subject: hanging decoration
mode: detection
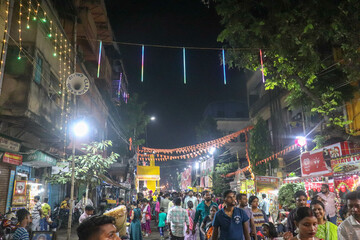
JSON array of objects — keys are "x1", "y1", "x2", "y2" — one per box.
[
  {"x1": 0, "y1": 0, "x2": 10, "y2": 80},
  {"x1": 26, "y1": 0, "x2": 31, "y2": 29},
  {"x1": 183, "y1": 47, "x2": 186, "y2": 84},
  {"x1": 18, "y1": 0, "x2": 23, "y2": 59},
  {"x1": 256, "y1": 144, "x2": 299, "y2": 166},
  {"x1": 137, "y1": 126, "x2": 253, "y2": 161},
  {"x1": 97, "y1": 40, "x2": 102, "y2": 78},
  {"x1": 259, "y1": 49, "x2": 265, "y2": 83},
  {"x1": 141, "y1": 45, "x2": 144, "y2": 82},
  {"x1": 222, "y1": 49, "x2": 227, "y2": 85}
]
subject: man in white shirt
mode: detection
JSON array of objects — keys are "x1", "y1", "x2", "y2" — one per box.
[
  {"x1": 76, "y1": 193, "x2": 94, "y2": 212},
  {"x1": 184, "y1": 190, "x2": 198, "y2": 209},
  {"x1": 31, "y1": 196, "x2": 42, "y2": 231},
  {"x1": 259, "y1": 194, "x2": 270, "y2": 217},
  {"x1": 338, "y1": 191, "x2": 360, "y2": 240},
  {"x1": 318, "y1": 184, "x2": 337, "y2": 224},
  {"x1": 79, "y1": 205, "x2": 95, "y2": 224}
]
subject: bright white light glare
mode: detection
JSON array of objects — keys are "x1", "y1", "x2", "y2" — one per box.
[
  {"x1": 188, "y1": 165, "x2": 191, "y2": 168},
  {"x1": 295, "y1": 136, "x2": 307, "y2": 147},
  {"x1": 150, "y1": 116, "x2": 156, "y2": 121},
  {"x1": 73, "y1": 121, "x2": 89, "y2": 137},
  {"x1": 195, "y1": 162, "x2": 200, "y2": 169},
  {"x1": 209, "y1": 147, "x2": 216, "y2": 155}
]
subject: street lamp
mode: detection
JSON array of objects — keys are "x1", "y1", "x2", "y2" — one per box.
[
  {"x1": 73, "y1": 120, "x2": 89, "y2": 137},
  {"x1": 295, "y1": 136, "x2": 307, "y2": 147},
  {"x1": 209, "y1": 147, "x2": 216, "y2": 155},
  {"x1": 146, "y1": 115, "x2": 156, "y2": 147},
  {"x1": 195, "y1": 162, "x2": 200, "y2": 169},
  {"x1": 150, "y1": 116, "x2": 156, "y2": 121}
]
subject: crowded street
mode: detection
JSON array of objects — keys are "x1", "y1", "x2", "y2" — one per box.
[{"x1": 1, "y1": 0, "x2": 360, "y2": 239}]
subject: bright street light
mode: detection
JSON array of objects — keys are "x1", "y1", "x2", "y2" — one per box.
[
  {"x1": 73, "y1": 120, "x2": 89, "y2": 137},
  {"x1": 150, "y1": 116, "x2": 156, "y2": 121},
  {"x1": 295, "y1": 136, "x2": 307, "y2": 147},
  {"x1": 195, "y1": 162, "x2": 200, "y2": 169}
]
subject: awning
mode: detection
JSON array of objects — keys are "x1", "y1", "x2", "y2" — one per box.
[
  {"x1": 23, "y1": 150, "x2": 57, "y2": 167},
  {"x1": 99, "y1": 174, "x2": 131, "y2": 190}
]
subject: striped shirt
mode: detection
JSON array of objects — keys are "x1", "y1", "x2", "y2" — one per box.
[
  {"x1": 252, "y1": 210, "x2": 266, "y2": 233},
  {"x1": 13, "y1": 227, "x2": 29, "y2": 240},
  {"x1": 167, "y1": 206, "x2": 190, "y2": 237}
]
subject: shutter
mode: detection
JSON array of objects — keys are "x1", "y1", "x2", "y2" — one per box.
[{"x1": 0, "y1": 164, "x2": 10, "y2": 213}]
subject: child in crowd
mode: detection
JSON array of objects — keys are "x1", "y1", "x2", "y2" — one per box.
[{"x1": 158, "y1": 207, "x2": 167, "y2": 239}]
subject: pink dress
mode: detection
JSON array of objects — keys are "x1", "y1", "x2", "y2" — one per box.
[{"x1": 184, "y1": 208, "x2": 197, "y2": 240}]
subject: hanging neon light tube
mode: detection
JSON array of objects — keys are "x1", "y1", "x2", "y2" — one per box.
[
  {"x1": 222, "y1": 49, "x2": 227, "y2": 85},
  {"x1": 141, "y1": 45, "x2": 144, "y2": 82},
  {"x1": 97, "y1": 40, "x2": 102, "y2": 78},
  {"x1": 183, "y1": 48, "x2": 186, "y2": 84},
  {"x1": 260, "y1": 49, "x2": 265, "y2": 83}
]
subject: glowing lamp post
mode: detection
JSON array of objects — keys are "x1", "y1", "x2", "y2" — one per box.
[
  {"x1": 295, "y1": 136, "x2": 307, "y2": 147},
  {"x1": 73, "y1": 120, "x2": 89, "y2": 137}
]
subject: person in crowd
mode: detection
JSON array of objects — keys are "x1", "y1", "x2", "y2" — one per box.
[
  {"x1": 311, "y1": 195, "x2": 324, "y2": 203},
  {"x1": 184, "y1": 201, "x2": 196, "y2": 240},
  {"x1": 249, "y1": 195, "x2": 268, "y2": 236},
  {"x1": 79, "y1": 205, "x2": 95, "y2": 224},
  {"x1": 218, "y1": 198, "x2": 224, "y2": 210},
  {"x1": 99, "y1": 194, "x2": 108, "y2": 214},
  {"x1": 161, "y1": 193, "x2": 171, "y2": 214},
  {"x1": 76, "y1": 193, "x2": 94, "y2": 212},
  {"x1": 318, "y1": 184, "x2": 337, "y2": 225},
  {"x1": 169, "y1": 192, "x2": 179, "y2": 210},
  {"x1": 141, "y1": 198, "x2": 151, "y2": 237},
  {"x1": 275, "y1": 212, "x2": 287, "y2": 235},
  {"x1": 184, "y1": 190, "x2": 198, "y2": 210},
  {"x1": 118, "y1": 198, "x2": 125, "y2": 206},
  {"x1": 197, "y1": 193, "x2": 202, "y2": 204},
  {"x1": 13, "y1": 209, "x2": 31, "y2": 240},
  {"x1": 283, "y1": 207, "x2": 319, "y2": 240},
  {"x1": 338, "y1": 191, "x2": 360, "y2": 239},
  {"x1": 31, "y1": 195, "x2": 42, "y2": 231},
  {"x1": 77, "y1": 215, "x2": 120, "y2": 240},
  {"x1": 262, "y1": 222, "x2": 282, "y2": 240},
  {"x1": 339, "y1": 204, "x2": 348, "y2": 221},
  {"x1": 130, "y1": 201, "x2": 142, "y2": 240},
  {"x1": 260, "y1": 194, "x2": 270, "y2": 218},
  {"x1": 200, "y1": 205, "x2": 217, "y2": 240},
  {"x1": 158, "y1": 207, "x2": 167, "y2": 240},
  {"x1": 61, "y1": 195, "x2": 70, "y2": 210},
  {"x1": 155, "y1": 195, "x2": 161, "y2": 223},
  {"x1": 167, "y1": 197, "x2": 190, "y2": 240},
  {"x1": 40, "y1": 197, "x2": 51, "y2": 231},
  {"x1": 237, "y1": 193, "x2": 257, "y2": 240},
  {"x1": 310, "y1": 199, "x2": 337, "y2": 239},
  {"x1": 212, "y1": 190, "x2": 250, "y2": 240},
  {"x1": 287, "y1": 190, "x2": 307, "y2": 236},
  {"x1": 193, "y1": 190, "x2": 218, "y2": 240}
]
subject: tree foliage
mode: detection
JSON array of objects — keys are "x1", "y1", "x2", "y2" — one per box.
[
  {"x1": 216, "y1": 0, "x2": 359, "y2": 139},
  {"x1": 278, "y1": 183, "x2": 306, "y2": 210},
  {"x1": 212, "y1": 162, "x2": 238, "y2": 196},
  {"x1": 50, "y1": 140, "x2": 119, "y2": 186},
  {"x1": 249, "y1": 118, "x2": 274, "y2": 176}
]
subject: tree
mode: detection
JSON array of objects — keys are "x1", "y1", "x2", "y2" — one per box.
[
  {"x1": 278, "y1": 183, "x2": 305, "y2": 210},
  {"x1": 216, "y1": 0, "x2": 360, "y2": 140},
  {"x1": 118, "y1": 93, "x2": 149, "y2": 153},
  {"x1": 212, "y1": 162, "x2": 238, "y2": 196},
  {"x1": 50, "y1": 140, "x2": 119, "y2": 196},
  {"x1": 249, "y1": 118, "x2": 274, "y2": 176},
  {"x1": 195, "y1": 117, "x2": 221, "y2": 143}
]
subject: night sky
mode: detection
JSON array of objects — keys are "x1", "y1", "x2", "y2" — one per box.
[{"x1": 106, "y1": 0, "x2": 247, "y2": 153}]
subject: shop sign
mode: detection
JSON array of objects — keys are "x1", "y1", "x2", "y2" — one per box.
[
  {"x1": 0, "y1": 136, "x2": 20, "y2": 152},
  {"x1": 181, "y1": 167, "x2": 192, "y2": 190},
  {"x1": 24, "y1": 151, "x2": 57, "y2": 166},
  {"x1": 256, "y1": 176, "x2": 280, "y2": 193},
  {"x1": 300, "y1": 142, "x2": 353, "y2": 177},
  {"x1": 3, "y1": 152, "x2": 23, "y2": 165},
  {"x1": 331, "y1": 154, "x2": 360, "y2": 176}
]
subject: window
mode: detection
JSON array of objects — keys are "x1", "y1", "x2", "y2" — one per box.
[{"x1": 34, "y1": 55, "x2": 42, "y2": 84}]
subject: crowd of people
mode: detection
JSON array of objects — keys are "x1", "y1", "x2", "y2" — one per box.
[{"x1": 9, "y1": 183, "x2": 360, "y2": 240}]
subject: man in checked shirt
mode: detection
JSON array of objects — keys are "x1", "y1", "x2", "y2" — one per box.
[{"x1": 167, "y1": 197, "x2": 190, "y2": 240}]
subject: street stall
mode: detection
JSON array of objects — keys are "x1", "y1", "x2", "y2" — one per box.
[
  {"x1": 256, "y1": 176, "x2": 280, "y2": 221},
  {"x1": 136, "y1": 158, "x2": 160, "y2": 195}
]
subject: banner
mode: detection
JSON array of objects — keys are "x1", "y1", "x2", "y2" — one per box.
[
  {"x1": 181, "y1": 167, "x2": 192, "y2": 190},
  {"x1": 3, "y1": 152, "x2": 22, "y2": 165},
  {"x1": 256, "y1": 176, "x2": 280, "y2": 193},
  {"x1": 331, "y1": 154, "x2": 360, "y2": 176},
  {"x1": 300, "y1": 142, "x2": 353, "y2": 177},
  {"x1": 305, "y1": 182, "x2": 334, "y2": 195}
]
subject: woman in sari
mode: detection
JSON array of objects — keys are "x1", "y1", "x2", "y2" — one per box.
[
  {"x1": 130, "y1": 201, "x2": 142, "y2": 240},
  {"x1": 310, "y1": 200, "x2": 337, "y2": 240}
]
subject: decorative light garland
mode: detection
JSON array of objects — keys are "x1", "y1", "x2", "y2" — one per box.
[
  {"x1": 255, "y1": 144, "x2": 299, "y2": 166},
  {"x1": 0, "y1": 0, "x2": 10, "y2": 79},
  {"x1": 97, "y1": 40, "x2": 102, "y2": 78},
  {"x1": 260, "y1": 49, "x2": 265, "y2": 83},
  {"x1": 141, "y1": 45, "x2": 144, "y2": 82},
  {"x1": 18, "y1": 0, "x2": 23, "y2": 60},
  {"x1": 183, "y1": 47, "x2": 186, "y2": 84},
  {"x1": 26, "y1": 0, "x2": 31, "y2": 29},
  {"x1": 222, "y1": 49, "x2": 226, "y2": 85}
]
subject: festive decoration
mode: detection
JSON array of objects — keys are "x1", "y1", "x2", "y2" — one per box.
[
  {"x1": 26, "y1": 0, "x2": 31, "y2": 29},
  {"x1": 18, "y1": 0, "x2": 23, "y2": 59},
  {"x1": 183, "y1": 47, "x2": 186, "y2": 84},
  {"x1": 138, "y1": 126, "x2": 253, "y2": 161},
  {"x1": 259, "y1": 49, "x2": 265, "y2": 83},
  {"x1": 256, "y1": 144, "x2": 299, "y2": 166},
  {"x1": 97, "y1": 40, "x2": 102, "y2": 78},
  {"x1": 0, "y1": 0, "x2": 10, "y2": 79},
  {"x1": 141, "y1": 45, "x2": 144, "y2": 82},
  {"x1": 222, "y1": 49, "x2": 226, "y2": 85}
]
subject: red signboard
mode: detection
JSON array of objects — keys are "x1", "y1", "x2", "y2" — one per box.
[
  {"x1": 300, "y1": 142, "x2": 355, "y2": 177},
  {"x1": 3, "y1": 152, "x2": 23, "y2": 165}
]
